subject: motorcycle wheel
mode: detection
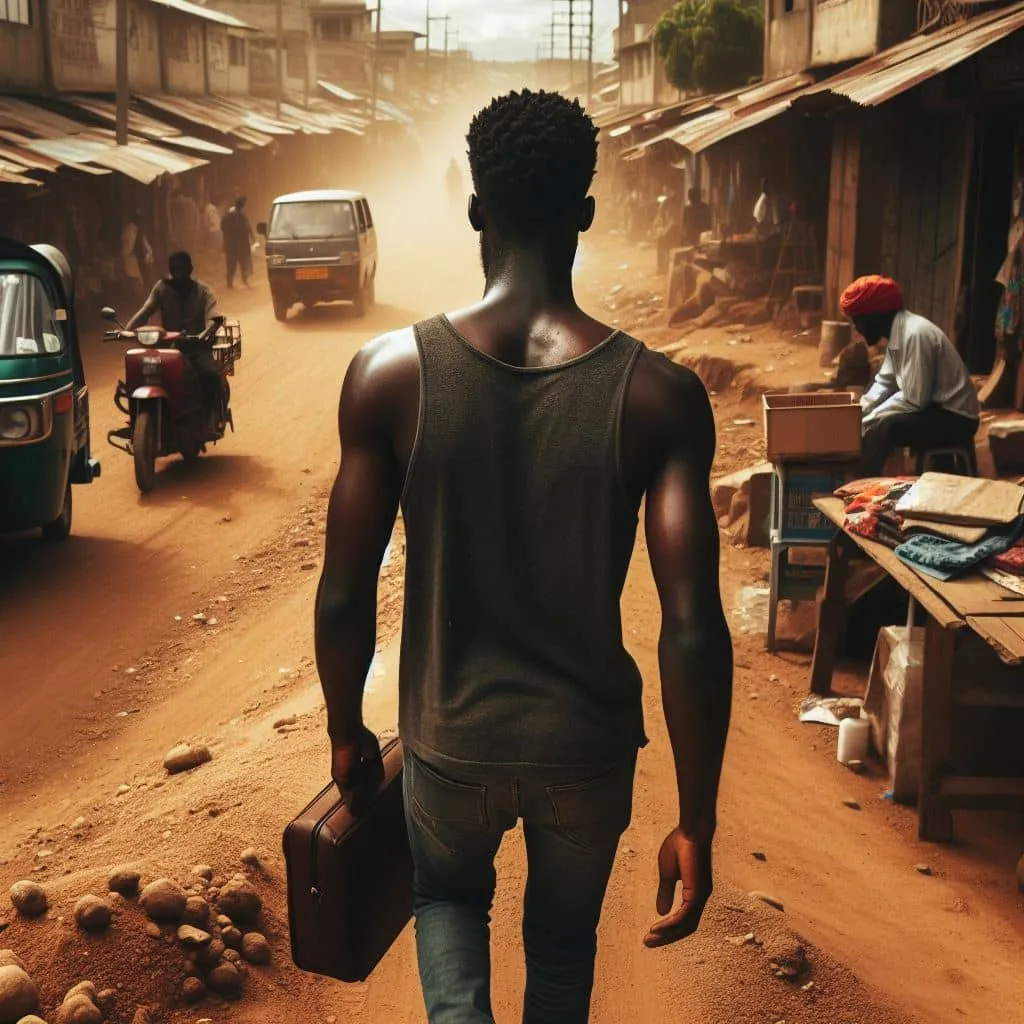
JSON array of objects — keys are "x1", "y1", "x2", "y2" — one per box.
[
  {"x1": 41, "y1": 479, "x2": 72, "y2": 542},
  {"x1": 272, "y1": 293, "x2": 289, "y2": 322},
  {"x1": 133, "y1": 407, "x2": 157, "y2": 494}
]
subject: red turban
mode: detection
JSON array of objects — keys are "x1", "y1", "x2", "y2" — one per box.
[{"x1": 839, "y1": 275, "x2": 904, "y2": 318}]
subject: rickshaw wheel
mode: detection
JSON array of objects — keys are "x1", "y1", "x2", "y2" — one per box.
[
  {"x1": 133, "y1": 408, "x2": 157, "y2": 494},
  {"x1": 41, "y1": 480, "x2": 72, "y2": 542}
]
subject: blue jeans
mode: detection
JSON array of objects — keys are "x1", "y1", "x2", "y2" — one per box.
[{"x1": 403, "y1": 749, "x2": 636, "y2": 1024}]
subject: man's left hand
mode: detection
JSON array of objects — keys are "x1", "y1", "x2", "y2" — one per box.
[{"x1": 330, "y1": 726, "x2": 384, "y2": 815}]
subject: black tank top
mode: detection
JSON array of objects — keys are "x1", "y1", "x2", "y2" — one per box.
[{"x1": 398, "y1": 315, "x2": 647, "y2": 768}]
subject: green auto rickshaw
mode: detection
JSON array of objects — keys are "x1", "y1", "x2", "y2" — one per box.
[{"x1": 0, "y1": 239, "x2": 100, "y2": 540}]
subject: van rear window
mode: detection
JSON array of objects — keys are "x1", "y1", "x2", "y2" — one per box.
[{"x1": 268, "y1": 201, "x2": 356, "y2": 240}]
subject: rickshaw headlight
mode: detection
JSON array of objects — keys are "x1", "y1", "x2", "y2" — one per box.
[
  {"x1": 136, "y1": 328, "x2": 162, "y2": 347},
  {"x1": 0, "y1": 403, "x2": 42, "y2": 442}
]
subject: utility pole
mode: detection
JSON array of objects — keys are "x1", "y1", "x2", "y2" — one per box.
[
  {"x1": 424, "y1": 0, "x2": 430, "y2": 98},
  {"x1": 551, "y1": 0, "x2": 593, "y2": 102},
  {"x1": 275, "y1": 0, "x2": 284, "y2": 119},
  {"x1": 426, "y1": 11, "x2": 449, "y2": 102},
  {"x1": 115, "y1": 0, "x2": 129, "y2": 144},
  {"x1": 370, "y1": 1, "x2": 382, "y2": 141}
]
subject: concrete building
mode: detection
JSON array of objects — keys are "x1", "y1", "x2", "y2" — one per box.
[
  {"x1": 0, "y1": 0, "x2": 255, "y2": 96},
  {"x1": 309, "y1": 0, "x2": 372, "y2": 90},
  {"x1": 765, "y1": 0, "x2": 918, "y2": 80},
  {"x1": 614, "y1": 0, "x2": 680, "y2": 109}
]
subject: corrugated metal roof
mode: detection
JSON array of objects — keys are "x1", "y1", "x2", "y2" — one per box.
[
  {"x1": 318, "y1": 80, "x2": 362, "y2": 104},
  {"x1": 138, "y1": 94, "x2": 276, "y2": 146},
  {"x1": 63, "y1": 96, "x2": 234, "y2": 154},
  {"x1": 140, "y1": 0, "x2": 258, "y2": 31},
  {"x1": 798, "y1": 1, "x2": 1024, "y2": 108},
  {"x1": 622, "y1": 4, "x2": 1024, "y2": 157},
  {"x1": 621, "y1": 73, "x2": 813, "y2": 157}
]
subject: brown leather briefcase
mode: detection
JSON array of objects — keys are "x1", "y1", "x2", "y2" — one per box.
[{"x1": 283, "y1": 736, "x2": 413, "y2": 982}]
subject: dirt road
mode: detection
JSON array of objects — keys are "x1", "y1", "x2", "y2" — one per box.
[{"x1": 1, "y1": 188, "x2": 1021, "y2": 1024}]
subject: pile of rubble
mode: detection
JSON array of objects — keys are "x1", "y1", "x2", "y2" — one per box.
[{"x1": 2, "y1": 851, "x2": 273, "y2": 1024}]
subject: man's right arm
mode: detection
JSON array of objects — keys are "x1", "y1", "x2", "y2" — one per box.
[
  {"x1": 861, "y1": 347, "x2": 898, "y2": 416},
  {"x1": 642, "y1": 363, "x2": 733, "y2": 948},
  {"x1": 125, "y1": 283, "x2": 161, "y2": 331}
]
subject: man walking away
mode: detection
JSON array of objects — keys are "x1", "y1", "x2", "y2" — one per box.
[
  {"x1": 683, "y1": 187, "x2": 712, "y2": 247},
  {"x1": 842, "y1": 275, "x2": 979, "y2": 475},
  {"x1": 221, "y1": 196, "x2": 254, "y2": 289},
  {"x1": 314, "y1": 90, "x2": 733, "y2": 1024}
]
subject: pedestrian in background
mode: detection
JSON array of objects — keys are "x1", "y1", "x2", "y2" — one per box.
[{"x1": 221, "y1": 196, "x2": 254, "y2": 289}]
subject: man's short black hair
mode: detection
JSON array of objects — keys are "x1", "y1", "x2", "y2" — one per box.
[
  {"x1": 467, "y1": 89, "x2": 598, "y2": 238},
  {"x1": 168, "y1": 251, "x2": 193, "y2": 274}
]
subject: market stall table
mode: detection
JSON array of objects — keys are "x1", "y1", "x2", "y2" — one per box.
[{"x1": 810, "y1": 496, "x2": 1024, "y2": 841}]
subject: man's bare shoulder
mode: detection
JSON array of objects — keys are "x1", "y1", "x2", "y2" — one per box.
[
  {"x1": 340, "y1": 326, "x2": 419, "y2": 428},
  {"x1": 628, "y1": 341, "x2": 711, "y2": 417},
  {"x1": 347, "y1": 326, "x2": 418, "y2": 387}
]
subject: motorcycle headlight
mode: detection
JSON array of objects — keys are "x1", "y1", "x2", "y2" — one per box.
[
  {"x1": 268, "y1": 254, "x2": 286, "y2": 267},
  {"x1": 136, "y1": 328, "x2": 162, "y2": 347},
  {"x1": 0, "y1": 402, "x2": 44, "y2": 442}
]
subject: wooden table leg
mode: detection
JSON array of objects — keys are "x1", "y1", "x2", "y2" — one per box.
[
  {"x1": 809, "y1": 532, "x2": 850, "y2": 696},
  {"x1": 919, "y1": 615, "x2": 957, "y2": 842}
]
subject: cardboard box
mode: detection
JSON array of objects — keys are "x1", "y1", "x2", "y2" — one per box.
[{"x1": 763, "y1": 391, "x2": 862, "y2": 463}]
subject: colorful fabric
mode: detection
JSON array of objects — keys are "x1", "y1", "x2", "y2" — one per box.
[
  {"x1": 840, "y1": 275, "x2": 905, "y2": 318},
  {"x1": 839, "y1": 477, "x2": 915, "y2": 547},
  {"x1": 988, "y1": 536, "x2": 1024, "y2": 574},
  {"x1": 895, "y1": 516, "x2": 1024, "y2": 580}
]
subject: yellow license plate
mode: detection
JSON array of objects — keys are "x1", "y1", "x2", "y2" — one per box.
[{"x1": 295, "y1": 267, "x2": 329, "y2": 281}]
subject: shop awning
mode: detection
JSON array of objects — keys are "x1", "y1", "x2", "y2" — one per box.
[
  {"x1": 620, "y1": 73, "x2": 814, "y2": 159},
  {"x1": 621, "y1": 2, "x2": 1024, "y2": 157},
  {"x1": 138, "y1": 94, "x2": 276, "y2": 147},
  {"x1": 140, "y1": 0, "x2": 258, "y2": 31},
  {"x1": 0, "y1": 97, "x2": 206, "y2": 181},
  {"x1": 317, "y1": 80, "x2": 415, "y2": 126},
  {"x1": 61, "y1": 96, "x2": 234, "y2": 155},
  {"x1": 795, "y1": 0, "x2": 1024, "y2": 109}
]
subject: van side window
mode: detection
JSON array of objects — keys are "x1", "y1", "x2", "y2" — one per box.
[
  {"x1": 355, "y1": 200, "x2": 367, "y2": 233},
  {"x1": 363, "y1": 201, "x2": 374, "y2": 229}
]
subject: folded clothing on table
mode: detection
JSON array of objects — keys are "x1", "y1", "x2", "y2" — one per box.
[
  {"x1": 836, "y1": 478, "x2": 916, "y2": 548},
  {"x1": 894, "y1": 516, "x2": 1024, "y2": 580}
]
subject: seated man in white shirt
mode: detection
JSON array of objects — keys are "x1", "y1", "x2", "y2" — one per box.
[{"x1": 841, "y1": 275, "x2": 979, "y2": 476}]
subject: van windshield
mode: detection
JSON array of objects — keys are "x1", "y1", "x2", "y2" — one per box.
[
  {"x1": 269, "y1": 201, "x2": 356, "y2": 240},
  {"x1": 0, "y1": 273, "x2": 63, "y2": 358}
]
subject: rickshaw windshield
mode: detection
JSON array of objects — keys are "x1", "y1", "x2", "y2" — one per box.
[{"x1": 0, "y1": 272, "x2": 63, "y2": 358}]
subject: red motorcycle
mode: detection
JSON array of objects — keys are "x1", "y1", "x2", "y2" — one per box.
[{"x1": 102, "y1": 307, "x2": 242, "y2": 493}]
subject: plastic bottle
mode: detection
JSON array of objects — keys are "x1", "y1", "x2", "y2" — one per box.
[{"x1": 837, "y1": 715, "x2": 870, "y2": 765}]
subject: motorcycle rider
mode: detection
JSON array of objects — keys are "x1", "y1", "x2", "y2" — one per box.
[{"x1": 127, "y1": 251, "x2": 223, "y2": 431}]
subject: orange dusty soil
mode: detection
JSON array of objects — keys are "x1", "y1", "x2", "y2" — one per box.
[{"x1": 1, "y1": 183, "x2": 1021, "y2": 1024}]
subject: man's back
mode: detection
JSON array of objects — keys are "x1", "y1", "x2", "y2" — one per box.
[{"x1": 398, "y1": 315, "x2": 646, "y2": 768}]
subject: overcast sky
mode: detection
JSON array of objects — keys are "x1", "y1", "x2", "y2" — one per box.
[{"x1": 381, "y1": 0, "x2": 620, "y2": 62}]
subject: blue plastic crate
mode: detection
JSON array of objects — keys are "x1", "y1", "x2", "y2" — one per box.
[{"x1": 771, "y1": 463, "x2": 852, "y2": 542}]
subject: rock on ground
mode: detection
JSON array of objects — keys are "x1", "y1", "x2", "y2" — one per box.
[
  {"x1": 241, "y1": 932, "x2": 271, "y2": 965},
  {"x1": 181, "y1": 897, "x2": 210, "y2": 929},
  {"x1": 206, "y1": 962, "x2": 243, "y2": 998},
  {"x1": 107, "y1": 870, "x2": 141, "y2": 897},
  {"x1": 221, "y1": 926, "x2": 242, "y2": 950},
  {"x1": 14, "y1": 1015, "x2": 48, "y2": 1024},
  {"x1": 215, "y1": 880, "x2": 261, "y2": 927},
  {"x1": 0, "y1": 951, "x2": 25, "y2": 971},
  {"x1": 9, "y1": 882, "x2": 47, "y2": 918},
  {"x1": 240, "y1": 848, "x2": 261, "y2": 869},
  {"x1": 162, "y1": 743, "x2": 212, "y2": 775},
  {"x1": 181, "y1": 976, "x2": 205, "y2": 1004},
  {"x1": 55, "y1": 993, "x2": 103, "y2": 1024},
  {"x1": 139, "y1": 879, "x2": 186, "y2": 924},
  {"x1": 73, "y1": 896, "x2": 112, "y2": 934},
  {"x1": 0, "y1": 964, "x2": 40, "y2": 1022},
  {"x1": 176, "y1": 925, "x2": 211, "y2": 949},
  {"x1": 62, "y1": 983, "x2": 96, "y2": 1005},
  {"x1": 194, "y1": 939, "x2": 225, "y2": 969}
]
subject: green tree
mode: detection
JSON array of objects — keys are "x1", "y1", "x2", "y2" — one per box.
[{"x1": 654, "y1": 0, "x2": 764, "y2": 94}]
